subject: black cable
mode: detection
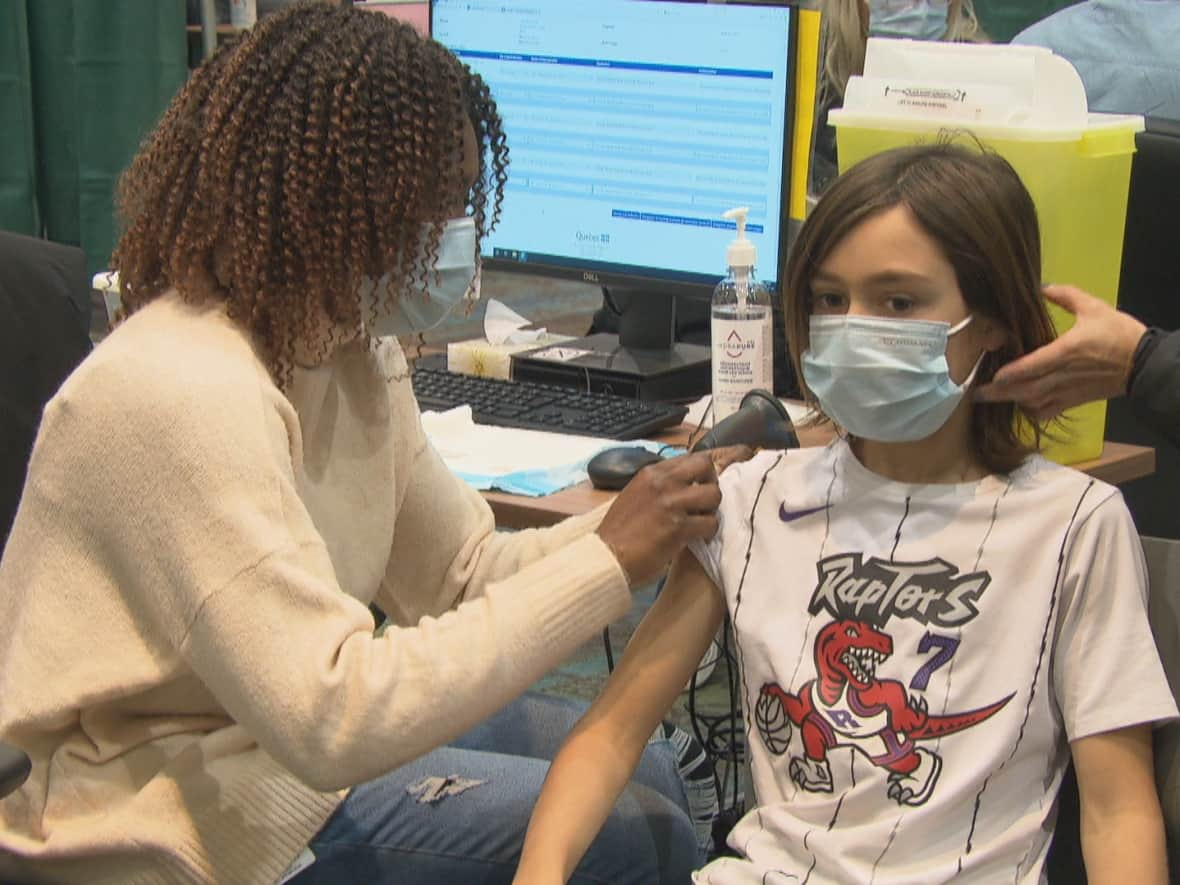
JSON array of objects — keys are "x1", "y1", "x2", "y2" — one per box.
[
  {"x1": 686, "y1": 617, "x2": 747, "y2": 819},
  {"x1": 724, "y1": 620, "x2": 742, "y2": 816},
  {"x1": 686, "y1": 652, "x2": 720, "y2": 802},
  {"x1": 601, "y1": 285, "x2": 624, "y2": 318}
]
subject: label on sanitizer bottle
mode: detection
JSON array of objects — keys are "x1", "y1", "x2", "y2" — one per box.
[{"x1": 711, "y1": 310, "x2": 772, "y2": 422}]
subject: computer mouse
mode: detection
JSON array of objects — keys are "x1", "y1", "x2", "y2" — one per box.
[{"x1": 587, "y1": 446, "x2": 664, "y2": 491}]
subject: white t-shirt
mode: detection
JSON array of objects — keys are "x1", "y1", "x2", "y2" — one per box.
[{"x1": 689, "y1": 441, "x2": 1177, "y2": 884}]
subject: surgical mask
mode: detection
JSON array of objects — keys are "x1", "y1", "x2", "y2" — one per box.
[
  {"x1": 362, "y1": 216, "x2": 481, "y2": 337},
  {"x1": 454, "y1": 444, "x2": 674, "y2": 497},
  {"x1": 801, "y1": 314, "x2": 982, "y2": 442},
  {"x1": 455, "y1": 462, "x2": 598, "y2": 497},
  {"x1": 868, "y1": 0, "x2": 949, "y2": 40}
]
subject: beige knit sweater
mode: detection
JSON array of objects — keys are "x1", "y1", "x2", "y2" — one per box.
[{"x1": 0, "y1": 293, "x2": 630, "y2": 884}]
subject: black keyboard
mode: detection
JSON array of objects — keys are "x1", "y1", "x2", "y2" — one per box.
[{"x1": 412, "y1": 367, "x2": 688, "y2": 440}]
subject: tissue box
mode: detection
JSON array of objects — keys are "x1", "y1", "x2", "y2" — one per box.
[{"x1": 447, "y1": 335, "x2": 574, "y2": 379}]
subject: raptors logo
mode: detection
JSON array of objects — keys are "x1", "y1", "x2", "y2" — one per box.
[{"x1": 756, "y1": 619, "x2": 1011, "y2": 805}]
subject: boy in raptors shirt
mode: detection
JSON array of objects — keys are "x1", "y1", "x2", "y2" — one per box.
[{"x1": 515, "y1": 143, "x2": 1177, "y2": 884}]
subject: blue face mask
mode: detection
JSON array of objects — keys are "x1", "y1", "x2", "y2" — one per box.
[
  {"x1": 362, "y1": 216, "x2": 481, "y2": 337},
  {"x1": 801, "y1": 313, "x2": 981, "y2": 443},
  {"x1": 454, "y1": 443, "x2": 674, "y2": 497},
  {"x1": 868, "y1": 0, "x2": 949, "y2": 40}
]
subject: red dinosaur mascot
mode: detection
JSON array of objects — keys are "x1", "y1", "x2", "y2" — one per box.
[{"x1": 755, "y1": 619, "x2": 1011, "y2": 805}]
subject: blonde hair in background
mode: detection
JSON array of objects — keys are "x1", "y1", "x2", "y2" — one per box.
[{"x1": 817, "y1": 0, "x2": 986, "y2": 108}]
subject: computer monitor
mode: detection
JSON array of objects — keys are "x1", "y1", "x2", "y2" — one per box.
[{"x1": 432, "y1": 0, "x2": 798, "y2": 399}]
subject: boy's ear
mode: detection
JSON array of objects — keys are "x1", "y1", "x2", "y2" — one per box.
[{"x1": 978, "y1": 317, "x2": 1009, "y2": 354}]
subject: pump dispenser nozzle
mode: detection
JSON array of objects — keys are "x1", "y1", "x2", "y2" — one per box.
[{"x1": 722, "y1": 206, "x2": 756, "y2": 271}]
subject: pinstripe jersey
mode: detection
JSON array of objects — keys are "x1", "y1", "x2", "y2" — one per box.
[{"x1": 689, "y1": 441, "x2": 1177, "y2": 884}]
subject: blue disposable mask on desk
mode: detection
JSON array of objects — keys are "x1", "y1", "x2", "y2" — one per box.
[
  {"x1": 801, "y1": 313, "x2": 980, "y2": 442},
  {"x1": 453, "y1": 441, "x2": 677, "y2": 497},
  {"x1": 362, "y1": 216, "x2": 481, "y2": 338},
  {"x1": 868, "y1": 0, "x2": 949, "y2": 40},
  {"x1": 455, "y1": 463, "x2": 597, "y2": 498}
]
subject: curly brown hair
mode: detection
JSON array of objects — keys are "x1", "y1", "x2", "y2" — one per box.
[{"x1": 112, "y1": 1, "x2": 508, "y2": 386}]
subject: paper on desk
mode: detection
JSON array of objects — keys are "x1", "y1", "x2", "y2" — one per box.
[{"x1": 421, "y1": 406, "x2": 672, "y2": 497}]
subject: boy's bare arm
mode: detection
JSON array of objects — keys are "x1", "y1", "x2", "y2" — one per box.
[
  {"x1": 1072, "y1": 724, "x2": 1168, "y2": 885},
  {"x1": 514, "y1": 550, "x2": 727, "y2": 883}
]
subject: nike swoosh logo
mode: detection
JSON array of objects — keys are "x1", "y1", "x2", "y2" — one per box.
[{"x1": 779, "y1": 503, "x2": 831, "y2": 523}]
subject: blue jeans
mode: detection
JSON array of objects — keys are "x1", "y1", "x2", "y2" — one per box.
[{"x1": 290, "y1": 693, "x2": 698, "y2": 884}]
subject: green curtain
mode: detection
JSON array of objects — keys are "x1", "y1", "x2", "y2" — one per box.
[
  {"x1": 0, "y1": 0, "x2": 187, "y2": 275},
  {"x1": 0, "y1": 2, "x2": 39, "y2": 235},
  {"x1": 973, "y1": 0, "x2": 1082, "y2": 43}
]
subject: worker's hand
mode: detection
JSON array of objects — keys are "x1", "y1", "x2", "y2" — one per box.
[
  {"x1": 596, "y1": 447, "x2": 751, "y2": 589},
  {"x1": 706, "y1": 443, "x2": 756, "y2": 476},
  {"x1": 975, "y1": 284, "x2": 1148, "y2": 421}
]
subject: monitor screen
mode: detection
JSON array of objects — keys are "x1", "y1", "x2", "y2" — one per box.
[{"x1": 431, "y1": 0, "x2": 797, "y2": 300}]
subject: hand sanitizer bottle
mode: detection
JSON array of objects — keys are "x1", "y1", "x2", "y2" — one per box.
[{"x1": 711, "y1": 207, "x2": 773, "y2": 422}]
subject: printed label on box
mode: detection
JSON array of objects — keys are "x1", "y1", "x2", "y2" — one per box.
[{"x1": 528, "y1": 347, "x2": 594, "y2": 363}]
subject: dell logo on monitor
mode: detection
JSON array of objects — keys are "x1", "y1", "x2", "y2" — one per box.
[{"x1": 582, "y1": 271, "x2": 600, "y2": 283}]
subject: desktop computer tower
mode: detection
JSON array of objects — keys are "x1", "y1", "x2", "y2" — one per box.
[{"x1": 510, "y1": 333, "x2": 711, "y2": 403}]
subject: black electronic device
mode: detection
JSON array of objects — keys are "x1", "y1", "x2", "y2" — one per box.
[
  {"x1": 587, "y1": 387, "x2": 798, "y2": 490},
  {"x1": 586, "y1": 446, "x2": 664, "y2": 491},
  {"x1": 691, "y1": 388, "x2": 799, "y2": 453},
  {"x1": 432, "y1": 0, "x2": 799, "y2": 400},
  {"x1": 510, "y1": 333, "x2": 710, "y2": 403},
  {"x1": 411, "y1": 365, "x2": 689, "y2": 440}
]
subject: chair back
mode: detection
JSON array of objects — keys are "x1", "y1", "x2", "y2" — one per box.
[
  {"x1": 0, "y1": 229, "x2": 91, "y2": 554},
  {"x1": 1047, "y1": 535, "x2": 1180, "y2": 882},
  {"x1": 1144, "y1": 535, "x2": 1180, "y2": 875},
  {"x1": 0, "y1": 231, "x2": 92, "y2": 796}
]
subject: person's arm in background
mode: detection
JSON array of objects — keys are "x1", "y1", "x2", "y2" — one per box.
[
  {"x1": 514, "y1": 550, "x2": 726, "y2": 884},
  {"x1": 1071, "y1": 725, "x2": 1168, "y2": 884},
  {"x1": 976, "y1": 284, "x2": 1145, "y2": 418},
  {"x1": 975, "y1": 284, "x2": 1180, "y2": 448},
  {"x1": 1126, "y1": 325, "x2": 1180, "y2": 451}
]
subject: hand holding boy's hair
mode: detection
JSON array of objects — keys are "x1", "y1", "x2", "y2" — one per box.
[{"x1": 976, "y1": 284, "x2": 1147, "y2": 420}]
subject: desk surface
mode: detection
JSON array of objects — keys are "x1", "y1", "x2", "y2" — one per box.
[{"x1": 483, "y1": 421, "x2": 1156, "y2": 529}]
